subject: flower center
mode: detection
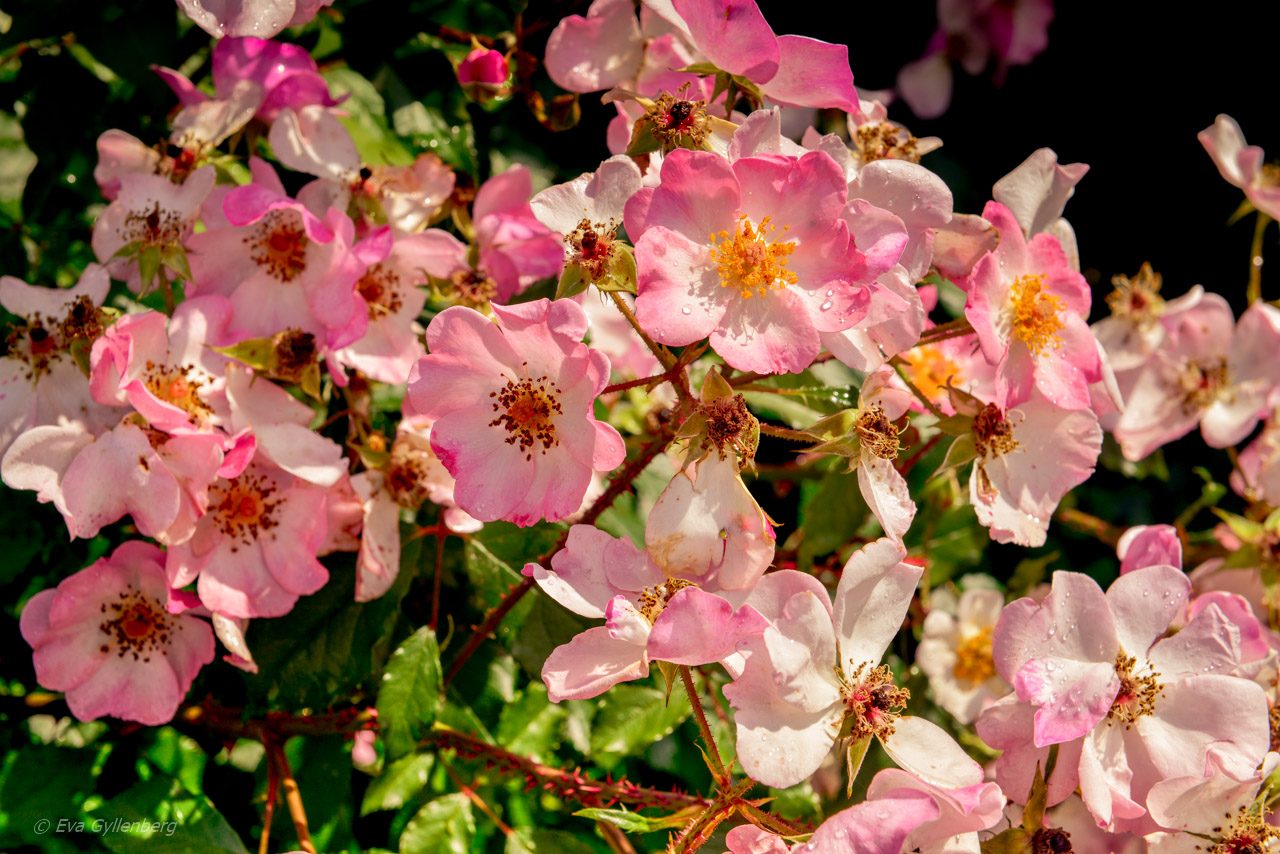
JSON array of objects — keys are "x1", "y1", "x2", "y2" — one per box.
[
  {"x1": 447, "y1": 268, "x2": 498, "y2": 308},
  {"x1": 211, "y1": 473, "x2": 280, "y2": 548},
  {"x1": 1008, "y1": 274, "x2": 1064, "y2": 356},
  {"x1": 142, "y1": 361, "x2": 212, "y2": 420},
  {"x1": 952, "y1": 626, "x2": 996, "y2": 685},
  {"x1": 837, "y1": 662, "x2": 911, "y2": 742},
  {"x1": 489, "y1": 372, "x2": 563, "y2": 460},
  {"x1": 702, "y1": 393, "x2": 757, "y2": 460},
  {"x1": 385, "y1": 433, "x2": 436, "y2": 510},
  {"x1": 647, "y1": 90, "x2": 710, "y2": 149},
  {"x1": 709, "y1": 214, "x2": 797, "y2": 299},
  {"x1": 972, "y1": 403, "x2": 1018, "y2": 459},
  {"x1": 1261, "y1": 163, "x2": 1280, "y2": 188},
  {"x1": 854, "y1": 122, "x2": 921, "y2": 163},
  {"x1": 1105, "y1": 262, "x2": 1165, "y2": 328},
  {"x1": 99, "y1": 587, "x2": 173, "y2": 662},
  {"x1": 900, "y1": 345, "x2": 962, "y2": 404},
  {"x1": 1, "y1": 300, "x2": 99, "y2": 379},
  {"x1": 1179, "y1": 358, "x2": 1230, "y2": 413},
  {"x1": 1030, "y1": 827, "x2": 1073, "y2": 854},
  {"x1": 856, "y1": 405, "x2": 901, "y2": 460},
  {"x1": 567, "y1": 218, "x2": 616, "y2": 281},
  {"x1": 123, "y1": 200, "x2": 185, "y2": 247},
  {"x1": 637, "y1": 578, "x2": 696, "y2": 623},
  {"x1": 247, "y1": 210, "x2": 310, "y2": 283},
  {"x1": 356, "y1": 264, "x2": 404, "y2": 319},
  {"x1": 1211, "y1": 807, "x2": 1280, "y2": 854},
  {"x1": 1107, "y1": 650, "x2": 1162, "y2": 726}
]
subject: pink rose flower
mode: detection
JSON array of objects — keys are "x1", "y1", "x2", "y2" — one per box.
[
  {"x1": 627, "y1": 148, "x2": 900, "y2": 374},
  {"x1": 1199, "y1": 114, "x2": 1280, "y2": 220},
  {"x1": 176, "y1": 0, "x2": 333, "y2": 39},
  {"x1": 725, "y1": 538, "x2": 982, "y2": 790},
  {"x1": 964, "y1": 200, "x2": 1101, "y2": 411},
  {"x1": 21, "y1": 541, "x2": 215, "y2": 725},
  {"x1": 456, "y1": 48, "x2": 508, "y2": 89},
  {"x1": 407, "y1": 298, "x2": 625, "y2": 526}
]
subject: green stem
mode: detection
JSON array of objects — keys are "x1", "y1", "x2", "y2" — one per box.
[
  {"x1": 1248, "y1": 213, "x2": 1272, "y2": 305},
  {"x1": 680, "y1": 665, "x2": 728, "y2": 783},
  {"x1": 889, "y1": 356, "x2": 944, "y2": 419}
]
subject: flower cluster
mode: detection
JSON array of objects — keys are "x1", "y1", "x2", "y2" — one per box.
[{"x1": 6, "y1": 0, "x2": 1280, "y2": 851}]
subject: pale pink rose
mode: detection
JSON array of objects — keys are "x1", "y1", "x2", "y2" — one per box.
[
  {"x1": 407, "y1": 298, "x2": 625, "y2": 526},
  {"x1": 645, "y1": 452, "x2": 775, "y2": 590},
  {"x1": 982, "y1": 567, "x2": 1269, "y2": 830},
  {"x1": 472, "y1": 165, "x2": 565, "y2": 302},
  {"x1": 1113, "y1": 297, "x2": 1280, "y2": 461},
  {"x1": 156, "y1": 37, "x2": 338, "y2": 124},
  {"x1": 1, "y1": 419, "x2": 224, "y2": 546},
  {"x1": 865, "y1": 768, "x2": 1005, "y2": 853},
  {"x1": 545, "y1": 0, "x2": 645, "y2": 94},
  {"x1": 852, "y1": 368, "x2": 917, "y2": 541},
  {"x1": 964, "y1": 388, "x2": 1102, "y2": 547},
  {"x1": 530, "y1": 154, "x2": 644, "y2": 284},
  {"x1": 724, "y1": 788, "x2": 943, "y2": 853},
  {"x1": 1145, "y1": 749, "x2": 1280, "y2": 850},
  {"x1": 186, "y1": 159, "x2": 369, "y2": 349},
  {"x1": 725, "y1": 538, "x2": 982, "y2": 790},
  {"x1": 964, "y1": 201, "x2": 1101, "y2": 412},
  {"x1": 89, "y1": 297, "x2": 237, "y2": 434},
  {"x1": 336, "y1": 230, "x2": 462, "y2": 384},
  {"x1": 528, "y1": 524, "x2": 769, "y2": 701},
  {"x1": 21, "y1": 541, "x2": 215, "y2": 726},
  {"x1": 167, "y1": 459, "x2": 331, "y2": 618},
  {"x1": 175, "y1": 0, "x2": 333, "y2": 39},
  {"x1": 0, "y1": 266, "x2": 116, "y2": 455},
  {"x1": 627, "y1": 148, "x2": 900, "y2": 374},
  {"x1": 364, "y1": 155, "x2": 456, "y2": 234},
  {"x1": 916, "y1": 587, "x2": 1010, "y2": 724},
  {"x1": 1199, "y1": 114, "x2": 1280, "y2": 220},
  {"x1": 1093, "y1": 277, "x2": 1211, "y2": 430}
]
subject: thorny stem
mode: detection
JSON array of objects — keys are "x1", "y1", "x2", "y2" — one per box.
[
  {"x1": 680, "y1": 666, "x2": 728, "y2": 784},
  {"x1": 1248, "y1": 213, "x2": 1271, "y2": 305},
  {"x1": 442, "y1": 427, "x2": 679, "y2": 686},
  {"x1": 428, "y1": 727, "x2": 708, "y2": 811},
  {"x1": 898, "y1": 433, "x2": 942, "y2": 475},
  {"x1": 602, "y1": 372, "x2": 670, "y2": 395},
  {"x1": 915, "y1": 316, "x2": 975, "y2": 346},
  {"x1": 670, "y1": 778, "x2": 755, "y2": 854},
  {"x1": 889, "y1": 355, "x2": 945, "y2": 419},
  {"x1": 264, "y1": 737, "x2": 316, "y2": 854}
]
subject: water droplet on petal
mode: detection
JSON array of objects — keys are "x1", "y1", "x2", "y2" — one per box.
[
  {"x1": 820, "y1": 300, "x2": 833, "y2": 312},
  {"x1": 681, "y1": 305, "x2": 692, "y2": 315}
]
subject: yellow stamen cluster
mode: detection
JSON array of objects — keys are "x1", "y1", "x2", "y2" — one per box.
[
  {"x1": 142, "y1": 361, "x2": 212, "y2": 421},
  {"x1": 489, "y1": 369, "x2": 563, "y2": 461},
  {"x1": 900, "y1": 345, "x2": 962, "y2": 405},
  {"x1": 1207, "y1": 802, "x2": 1280, "y2": 853},
  {"x1": 1108, "y1": 650, "x2": 1162, "y2": 726},
  {"x1": 1008, "y1": 274, "x2": 1064, "y2": 356},
  {"x1": 853, "y1": 122, "x2": 921, "y2": 163},
  {"x1": 708, "y1": 214, "x2": 797, "y2": 299},
  {"x1": 952, "y1": 626, "x2": 996, "y2": 685}
]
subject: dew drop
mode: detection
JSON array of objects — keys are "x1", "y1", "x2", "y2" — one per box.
[
  {"x1": 681, "y1": 305, "x2": 692, "y2": 315},
  {"x1": 820, "y1": 300, "x2": 833, "y2": 312}
]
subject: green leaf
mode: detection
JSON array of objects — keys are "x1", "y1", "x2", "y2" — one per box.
[
  {"x1": 144, "y1": 729, "x2": 206, "y2": 796},
  {"x1": 573, "y1": 807, "x2": 687, "y2": 833},
  {"x1": 0, "y1": 111, "x2": 36, "y2": 220},
  {"x1": 556, "y1": 263, "x2": 586, "y2": 299},
  {"x1": 323, "y1": 67, "x2": 414, "y2": 167},
  {"x1": 362, "y1": 753, "x2": 435, "y2": 815},
  {"x1": 399, "y1": 793, "x2": 474, "y2": 854},
  {"x1": 980, "y1": 826, "x2": 1034, "y2": 854},
  {"x1": 378, "y1": 626, "x2": 443, "y2": 760},
  {"x1": 0, "y1": 745, "x2": 101, "y2": 844},
  {"x1": 589, "y1": 684, "x2": 691, "y2": 769},
  {"x1": 594, "y1": 243, "x2": 638, "y2": 294},
  {"x1": 794, "y1": 469, "x2": 869, "y2": 567},
  {"x1": 496, "y1": 684, "x2": 567, "y2": 762},
  {"x1": 245, "y1": 549, "x2": 417, "y2": 706},
  {"x1": 89, "y1": 775, "x2": 247, "y2": 854}
]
